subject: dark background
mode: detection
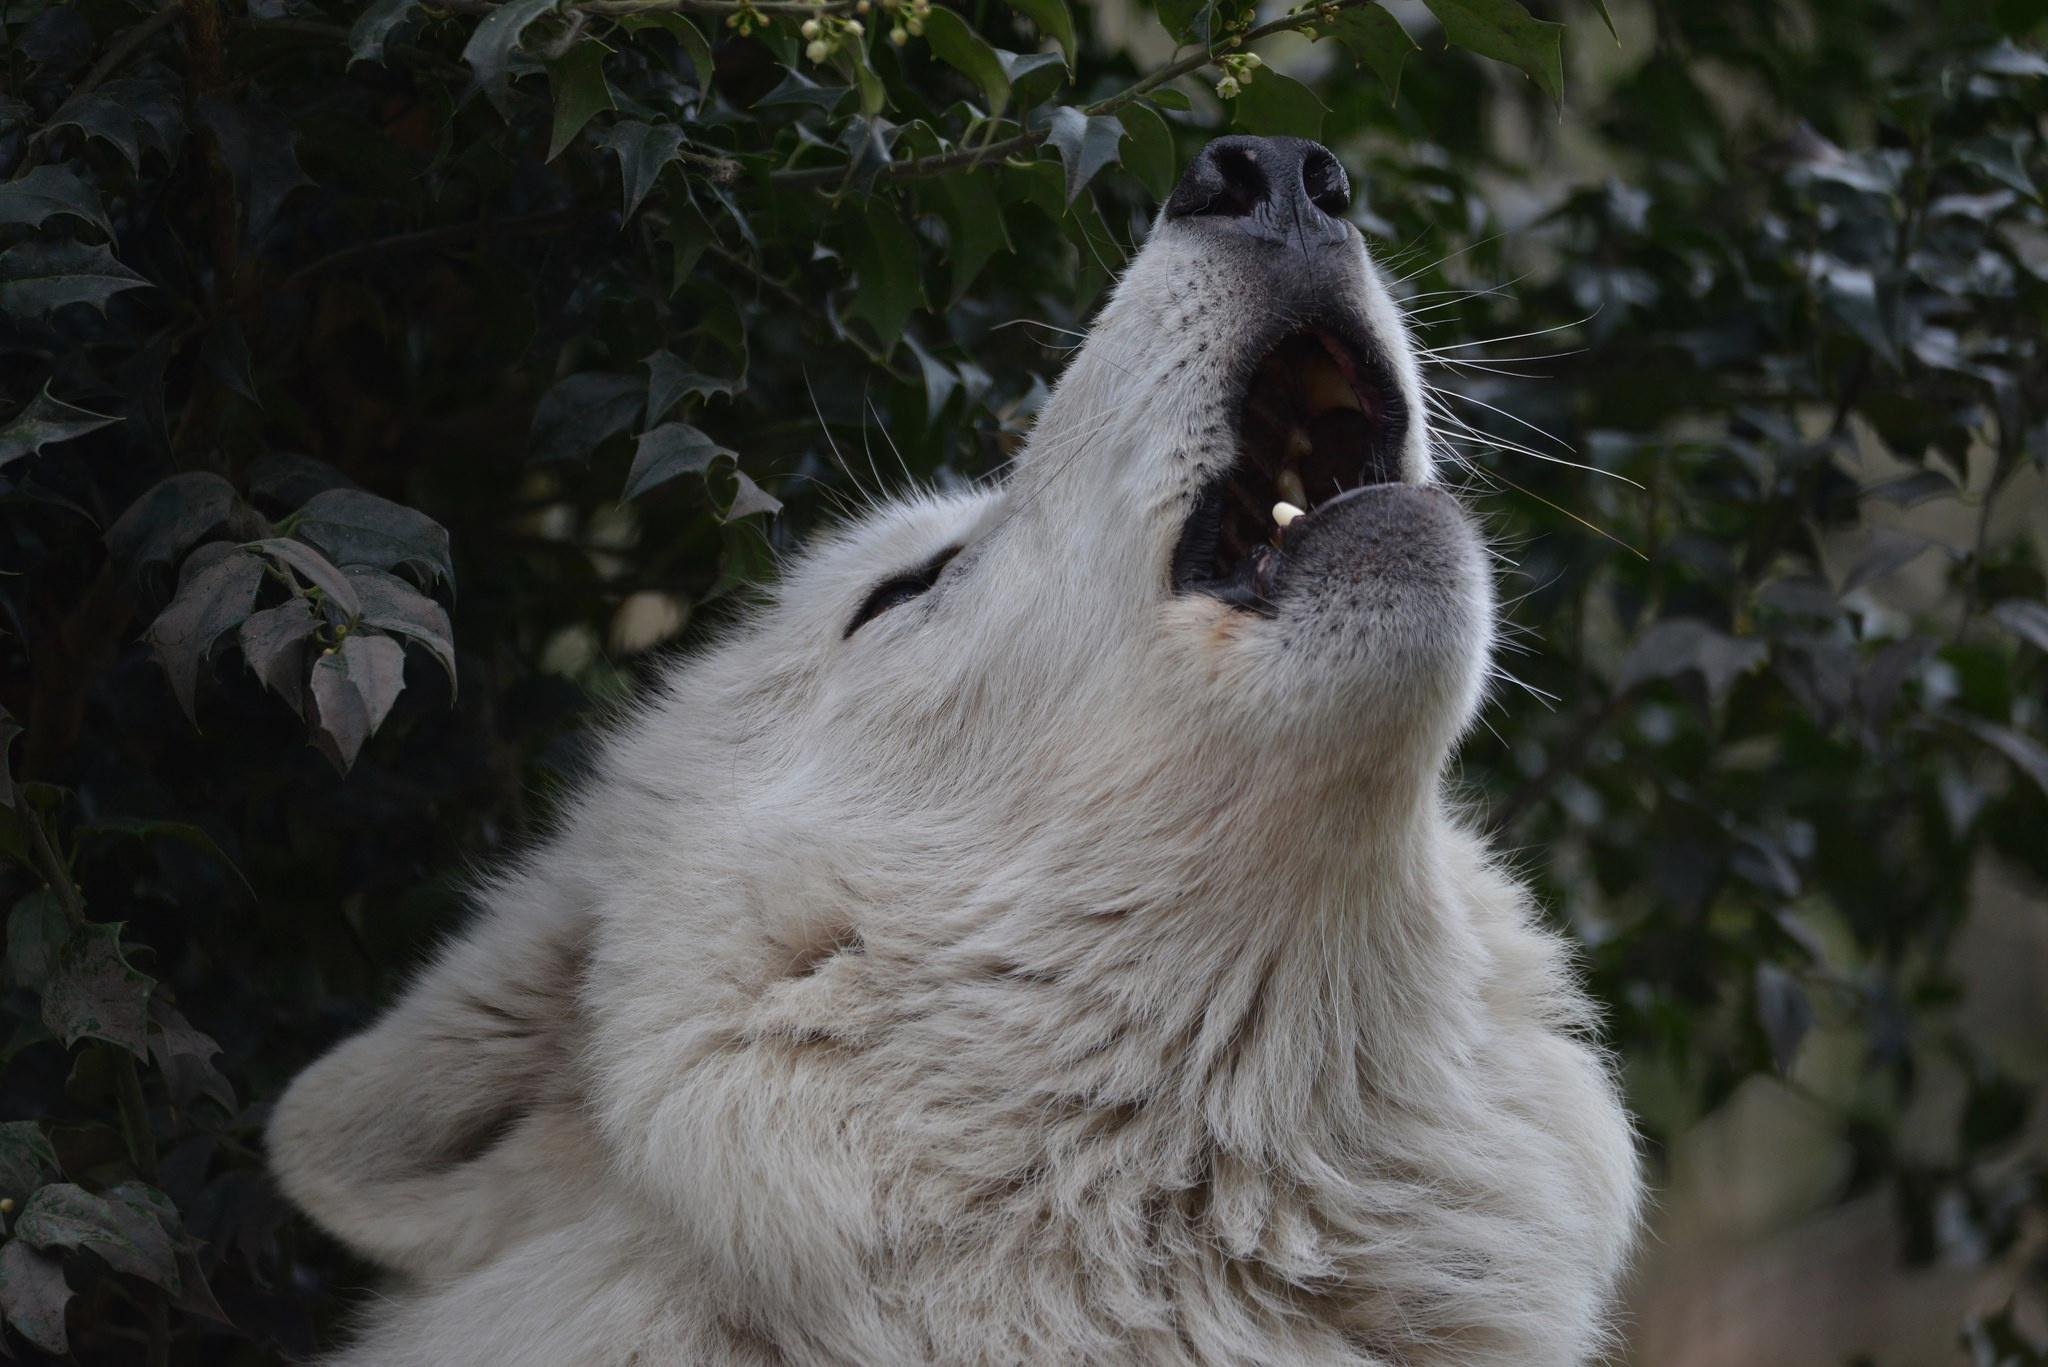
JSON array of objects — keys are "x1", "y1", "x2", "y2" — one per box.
[{"x1": 0, "y1": 0, "x2": 2043, "y2": 1361}]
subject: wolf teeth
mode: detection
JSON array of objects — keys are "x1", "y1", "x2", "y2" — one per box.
[
  {"x1": 1273, "y1": 501, "x2": 1305, "y2": 527},
  {"x1": 1276, "y1": 469, "x2": 1308, "y2": 507}
]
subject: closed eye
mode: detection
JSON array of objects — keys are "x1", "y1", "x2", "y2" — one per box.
[{"x1": 844, "y1": 546, "x2": 960, "y2": 638}]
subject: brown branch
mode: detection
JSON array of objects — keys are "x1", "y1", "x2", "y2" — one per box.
[{"x1": 770, "y1": 0, "x2": 1380, "y2": 191}]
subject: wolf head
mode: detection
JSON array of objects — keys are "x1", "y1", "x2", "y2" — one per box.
[
  {"x1": 702, "y1": 135, "x2": 1490, "y2": 853},
  {"x1": 272, "y1": 138, "x2": 1636, "y2": 1367}
]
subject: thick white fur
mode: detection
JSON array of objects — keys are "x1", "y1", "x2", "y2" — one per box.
[{"x1": 270, "y1": 194, "x2": 1641, "y2": 1364}]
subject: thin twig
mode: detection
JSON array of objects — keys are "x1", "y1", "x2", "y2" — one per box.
[
  {"x1": 283, "y1": 208, "x2": 588, "y2": 285},
  {"x1": 770, "y1": 0, "x2": 1380, "y2": 191}
]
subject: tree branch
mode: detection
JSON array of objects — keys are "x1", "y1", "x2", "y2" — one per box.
[{"x1": 770, "y1": 0, "x2": 1378, "y2": 191}]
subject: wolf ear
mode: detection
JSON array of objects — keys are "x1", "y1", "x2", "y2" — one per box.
[{"x1": 267, "y1": 884, "x2": 599, "y2": 1278}]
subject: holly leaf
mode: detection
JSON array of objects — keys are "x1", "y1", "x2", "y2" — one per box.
[
  {"x1": 0, "y1": 1240, "x2": 70, "y2": 1354},
  {"x1": 294, "y1": 488, "x2": 455, "y2": 589},
  {"x1": 644, "y1": 350, "x2": 742, "y2": 426},
  {"x1": 463, "y1": 0, "x2": 560, "y2": 109},
  {"x1": 1420, "y1": 0, "x2": 1565, "y2": 103},
  {"x1": 149, "y1": 1001, "x2": 235, "y2": 1114},
  {"x1": 1755, "y1": 964, "x2": 1812, "y2": 1073},
  {"x1": 0, "y1": 240, "x2": 149, "y2": 319},
  {"x1": 349, "y1": 0, "x2": 419, "y2": 64},
  {"x1": 38, "y1": 924, "x2": 156, "y2": 1058},
  {"x1": 844, "y1": 198, "x2": 922, "y2": 348},
  {"x1": 107, "y1": 474, "x2": 240, "y2": 581},
  {"x1": 755, "y1": 67, "x2": 852, "y2": 115},
  {"x1": 547, "y1": 42, "x2": 616, "y2": 161},
  {"x1": 593, "y1": 119, "x2": 683, "y2": 219},
  {"x1": 239, "y1": 601, "x2": 319, "y2": 716},
  {"x1": 1990, "y1": 599, "x2": 2048, "y2": 654},
  {"x1": 0, "y1": 386, "x2": 119, "y2": 470},
  {"x1": 623, "y1": 422, "x2": 735, "y2": 501},
  {"x1": 243, "y1": 538, "x2": 362, "y2": 619},
  {"x1": 310, "y1": 633, "x2": 407, "y2": 774},
  {"x1": 1116, "y1": 103, "x2": 1176, "y2": 201},
  {"x1": 932, "y1": 174, "x2": 1011, "y2": 304},
  {"x1": 15, "y1": 1183, "x2": 177, "y2": 1292},
  {"x1": 1233, "y1": 72, "x2": 1326, "y2": 141},
  {"x1": 1330, "y1": 7, "x2": 1419, "y2": 105},
  {"x1": 722, "y1": 470, "x2": 781, "y2": 522},
  {"x1": 0, "y1": 706, "x2": 16, "y2": 809},
  {"x1": 0, "y1": 165, "x2": 112, "y2": 238},
  {"x1": 146, "y1": 550, "x2": 267, "y2": 720},
  {"x1": 1043, "y1": 106, "x2": 1125, "y2": 207},
  {"x1": 1619, "y1": 618, "x2": 1768, "y2": 704},
  {"x1": 1006, "y1": 0, "x2": 1077, "y2": 69},
  {"x1": 194, "y1": 98, "x2": 312, "y2": 241},
  {"x1": 0, "y1": 1125, "x2": 57, "y2": 1203},
  {"x1": 617, "y1": 12, "x2": 715, "y2": 88},
  {"x1": 345, "y1": 567, "x2": 457, "y2": 693},
  {"x1": 923, "y1": 9, "x2": 1010, "y2": 114},
  {"x1": 530, "y1": 371, "x2": 645, "y2": 462},
  {"x1": 998, "y1": 49, "x2": 1067, "y2": 115}
]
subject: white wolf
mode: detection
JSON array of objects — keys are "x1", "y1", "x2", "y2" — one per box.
[{"x1": 270, "y1": 136, "x2": 1641, "y2": 1365}]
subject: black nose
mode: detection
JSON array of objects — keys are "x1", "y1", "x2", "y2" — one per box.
[{"x1": 1162, "y1": 135, "x2": 1352, "y2": 244}]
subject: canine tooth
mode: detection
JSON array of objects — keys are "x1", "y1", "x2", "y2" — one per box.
[
  {"x1": 1276, "y1": 468, "x2": 1308, "y2": 507},
  {"x1": 1272, "y1": 501, "x2": 1304, "y2": 528}
]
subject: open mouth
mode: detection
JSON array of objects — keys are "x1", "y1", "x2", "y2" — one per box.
[{"x1": 1170, "y1": 327, "x2": 1407, "y2": 611}]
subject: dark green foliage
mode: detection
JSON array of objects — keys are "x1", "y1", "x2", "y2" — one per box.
[{"x1": 0, "y1": 0, "x2": 2042, "y2": 1361}]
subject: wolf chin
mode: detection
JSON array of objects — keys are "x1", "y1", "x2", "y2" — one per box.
[{"x1": 270, "y1": 137, "x2": 1641, "y2": 1365}]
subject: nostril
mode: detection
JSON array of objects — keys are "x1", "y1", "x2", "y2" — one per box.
[
  {"x1": 1209, "y1": 147, "x2": 1268, "y2": 217},
  {"x1": 1303, "y1": 147, "x2": 1350, "y2": 219},
  {"x1": 1163, "y1": 139, "x2": 1273, "y2": 220}
]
